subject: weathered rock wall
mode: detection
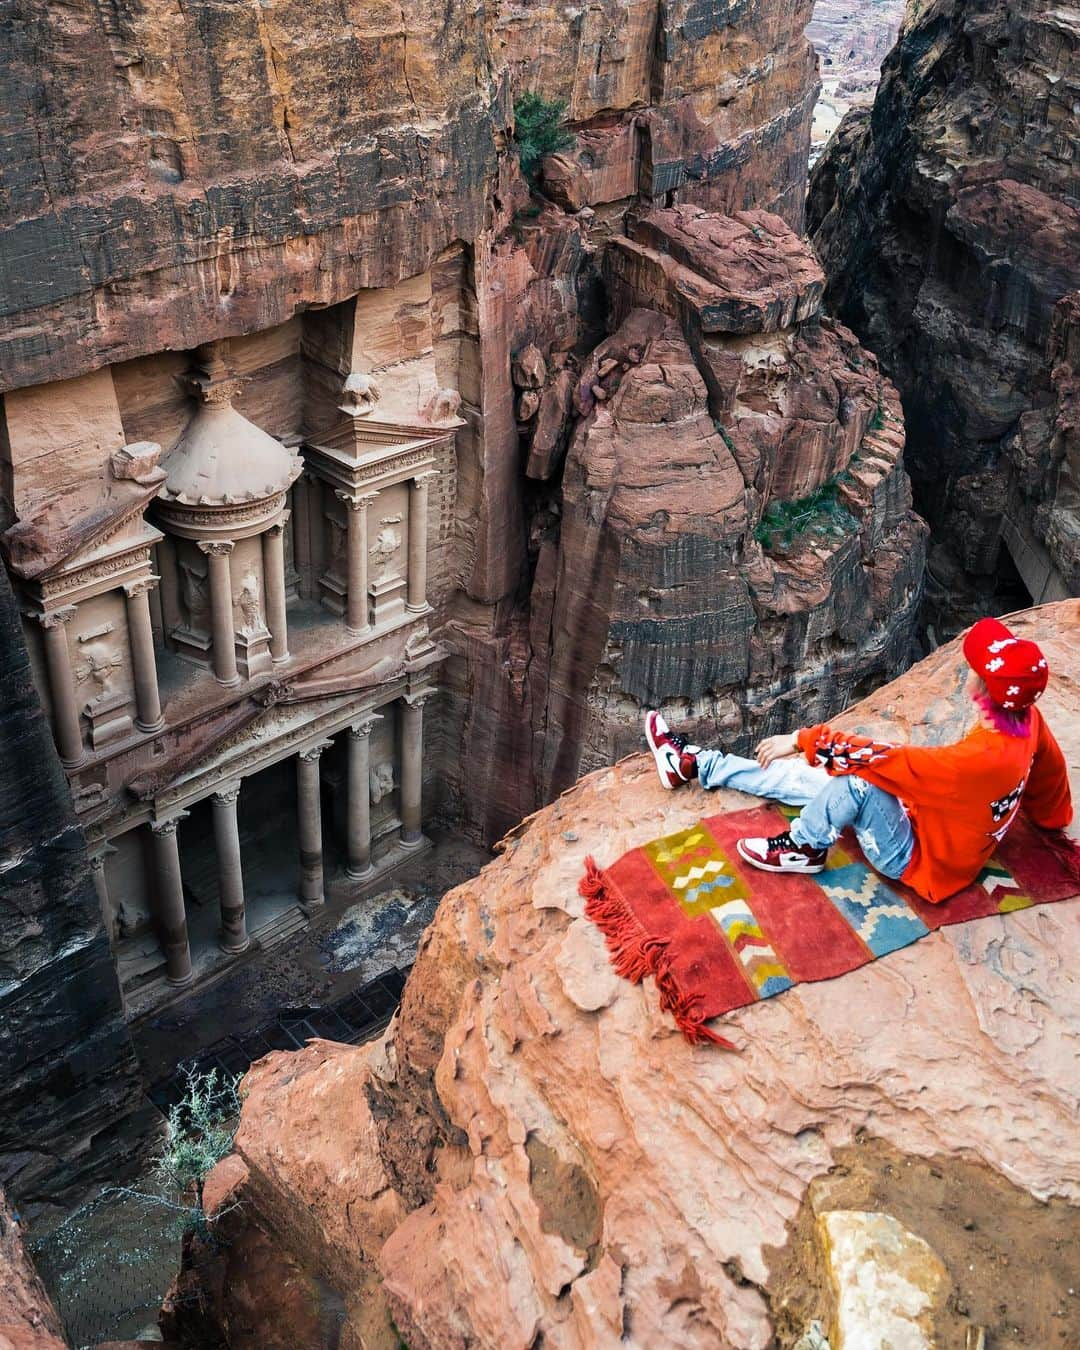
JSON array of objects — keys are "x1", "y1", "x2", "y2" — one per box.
[
  {"x1": 499, "y1": 0, "x2": 819, "y2": 228},
  {"x1": 807, "y1": 0, "x2": 1080, "y2": 616},
  {"x1": 0, "y1": 563, "x2": 143, "y2": 1212},
  {"x1": 167, "y1": 601, "x2": 1080, "y2": 1350},
  {"x1": 0, "y1": 0, "x2": 504, "y2": 391},
  {"x1": 0, "y1": 1190, "x2": 67, "y2": 1349},
  {"x1": 448, "y1": 206, "x2": 926, "y2": 841}
]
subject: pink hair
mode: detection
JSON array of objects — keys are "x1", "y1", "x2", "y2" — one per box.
[{"x1": 972, "y1": 688, "x2": 1032, "y2": 738}]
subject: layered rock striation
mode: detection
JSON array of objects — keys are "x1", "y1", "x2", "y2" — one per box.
[
  {"x1": 499, "y1": 0, "x2": 819, "y2": 229},
  {"x1": 452, "y1": 204, "x2": 926, "y2": 840},
  {"x1": 807, "y1": 0, "x2": 1080, "y2": 616},
  {"x1": 0, "y1": 563, "x2": 143, "y2": 1213},
  {"x1": 170, "y1": 602, "x2": 1080, "y2": 1349}
]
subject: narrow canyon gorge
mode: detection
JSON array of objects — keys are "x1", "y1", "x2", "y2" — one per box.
[{"x1": 0, "y1": 0, "x2": 1075, "y2": 1346}]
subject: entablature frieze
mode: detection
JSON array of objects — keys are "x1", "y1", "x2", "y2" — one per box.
[
  {"x1": 301, "y1": 439, "x2": 444, "y2": 497},
  {"x1": 152, "y1": 677, "x2": 417, "y2": 817},
  {"x1": 23, "y1": 527, "x2": 162, "y2": 611},
  {"x1": 154, "y1": 491, "x2": 289, "y2": 543}
]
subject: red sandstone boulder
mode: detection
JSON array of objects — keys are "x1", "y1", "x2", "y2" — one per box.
[{"x1": 172, "y1": 602, "x2": 1080, "y2": 1348}]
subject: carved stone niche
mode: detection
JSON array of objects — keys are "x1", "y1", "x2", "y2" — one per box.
[
  {"x1": 368, "y1": 707, "x2": 401, "y2": 847},
  {"x1": 19, "y1": 512, "x2": 165, "y2": 758},
  {"x1": 301, "y1": 392, "x2": 449, "y2": 635}
]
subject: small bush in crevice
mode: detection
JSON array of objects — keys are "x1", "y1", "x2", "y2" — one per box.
[
  {"x1": 513, "y1": 92, "x2": 574, "y2": 182},
  {"x1": 753, "y1": 472, "x2": 859, "y2": 553}
]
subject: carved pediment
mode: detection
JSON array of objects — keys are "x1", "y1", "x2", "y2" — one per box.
[{"x1": 4, "y1": 479, "x2": 164, "y2": 584}]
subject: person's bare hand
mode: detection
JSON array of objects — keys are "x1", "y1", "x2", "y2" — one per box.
[{"x1": 755, "y1": 731, "x2": 800, "y2": 767}]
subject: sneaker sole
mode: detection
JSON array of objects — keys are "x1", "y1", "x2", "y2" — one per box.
[{"x1": 736, "y1": 841, "x2": 825, "y2": 874}]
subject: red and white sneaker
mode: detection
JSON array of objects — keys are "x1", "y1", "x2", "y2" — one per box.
[
  {"x1": 737, "y1": 831, "x2": 828, "y2": 874},
  {"x1": 645, "y1": 710, "x2": 700, "y2": 789}
]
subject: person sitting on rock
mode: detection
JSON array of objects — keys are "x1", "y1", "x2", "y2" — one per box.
[{"x1": 644, "y1": 617, "x2": 1072, "y2": 903}]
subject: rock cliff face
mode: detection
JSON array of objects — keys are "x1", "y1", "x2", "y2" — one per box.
[
  {"x1": 0, "y1": 564, "x2": 143, "y2": 1213},
  {"x1": 0, "y1": 1190, "x2": 67, "y2": 1349},
  {"x1": 167, "y1": 602, "x2": 1080, "y2": 1349},
  {"x1": 807, "y1": 0, "x2": 1080, "y2": 621},
  {"x1": 517, "y1": 207, "x2": 924, "y2": 821},
  {"x1": 0, "y1": 0, "x2": 929, "y2": 1204}
]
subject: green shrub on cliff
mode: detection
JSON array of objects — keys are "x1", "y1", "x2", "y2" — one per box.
[
  {"x1": 754, "y1": 474, "x2": 858, "y2": 552},
  {"x1": 513, "y1": 93, "x2": 574, "y2": 181},
  {"x1": 155, "y1": 1066, "x2": 241, "y2": 1221}
]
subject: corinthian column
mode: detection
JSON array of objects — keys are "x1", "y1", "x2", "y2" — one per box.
[
  {"x1": 336, "y1": 490, "x2": 377, "y2": 634},
  {"x1": 211, "y1": 782, "x2": 249, "y2": 953},
  {"x1": 292, "y1": 474, "x2": 312, "y2": 597},
  {"x1": 400, "y1": 690, "x2": 434, "y2": 848},
  {"x1": 198, "y1": 540, "x2": 240, "y2": 687},
  {"x1": 407, "y1": 472, "x2": 437, "y2": 612},
  {"x1": 87, "y1": 840, "x2": 115, "y2": 931},
  {"x1": 262, "y1": 515, "x2": 290, "y2": 664},
  {"x1": 346, "y1": 717, "x2": 379, "y2": 879},
  {"x1": 296, "y1": 741, "x2": 332, "y2": 910},
  {"x1": 149, "y1": 814, "x2": 193, "y2": 986},
  {"x1": 37, "y1": 607, "x2": 85, "y2": 767},
  {"x1": 124, "y1": 578, "x2": 165, "y2": 733}
]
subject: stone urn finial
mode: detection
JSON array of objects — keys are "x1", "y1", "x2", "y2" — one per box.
[
  {"x1": 340, "y1": 371, "x2": 382, "y2": 418},
  {"x1": 186, "y1": 339, "x2": 244, "y2": 406}
]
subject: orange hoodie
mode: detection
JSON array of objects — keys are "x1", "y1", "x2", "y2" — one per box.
[{"x1": 796, "y1": 707, "x2": 1073, "y2": 903}]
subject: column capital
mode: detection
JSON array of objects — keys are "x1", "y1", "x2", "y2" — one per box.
[
  {"x1": 123, "y1": 575, "x2": 160, "y2": 600},
  {"x1": 87, "y1": 839, "x2": 116, "y2": 869},
  {"x1": 348, "y1": 715, "x2": 381, "y2": 740},
  {"x1": 38, "y1": 605, "x2": 79, "y2": 630},
  {"x1": 403, "y1": 688, "x2": 437, "y2": 710},
  {"x1": 298, "y1": 738, "x2": 334, "y2": 763},
  {"x1": 211, "y1": 781, "x2": 242, "y2": 806},
  {"x1": 198, "y1": 539, "x2": 235, "y2": 556},
  {"x1": 266, "y1": 510, "x2": 291, "y2": 537},
  {"x1": 411, "y1": 470, "x2": 439, "y2": 490},
  {"x1": 335, "y1": 489, "x2": 380, "y2": 511},
  {"x1": 150, "y1": 810, "x2": 189, "y2": 836}
]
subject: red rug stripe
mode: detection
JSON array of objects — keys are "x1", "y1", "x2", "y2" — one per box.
[{"x1": 707, "y1": 805, "x2": 873, "y2": 980}]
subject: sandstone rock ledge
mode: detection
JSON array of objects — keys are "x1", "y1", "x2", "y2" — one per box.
[{"x1": 174, "y1": 603, "x2": 1080, "y2": 1350}]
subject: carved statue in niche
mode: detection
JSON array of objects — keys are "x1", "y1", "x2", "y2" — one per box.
[
  {"x1": 422, "y1": 387, "x2": 462, "y2": 425},
  {"x1": 369, "y1": 521, "x2": 402, "y2": 580},
  {"x1": 114, "y1": 896, "x2": 139, "y2": 940},
  {"x1": 179, "y1": 559, "x2": 210, "y2": 631},
  {"x1": 234, "y1": 566, "x2": 262, "y2": 634},
  {"x1": 340, "y1": 371, "x2": 382, "y2": 417},
  {"x1": 369, "y1": 760, "x2": 395, "y2": 805},
  {"x1": 328, "y1": 517, "x2": 346, "y2": 572},
  {"x1": 74, "y1": 641, "x2": 121, "y2": 705}
]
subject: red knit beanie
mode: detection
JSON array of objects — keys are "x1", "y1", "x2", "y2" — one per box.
[{"x1": 962, "y1": 617, "x2": 1049, "y2": 710}]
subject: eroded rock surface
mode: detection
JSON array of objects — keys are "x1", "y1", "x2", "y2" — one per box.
[
  {"x1": 807, "y1": 0, "x2": 1080, "y2": 618},
  {"x1": 0, "y1": 1189, "x2": 66, "y2": 1349},
  {"x1": 177, "y1": 601, "x2": 1080, "y2": 1348},
  {"x1": 465, "y1": 204, "x2": 927, "y2": 839}
]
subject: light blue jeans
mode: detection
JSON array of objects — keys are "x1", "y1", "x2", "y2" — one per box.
[{"x1": 696, "y1": 751, "x2": 915, "y2": 879}]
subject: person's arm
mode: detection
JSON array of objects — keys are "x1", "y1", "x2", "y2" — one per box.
[
  {"x1": 796, "y1": 723, "x2": 969, "y2": 808},
  {"x1": 1023, "y1": 711, "x2": 1073, "y2": 829}
]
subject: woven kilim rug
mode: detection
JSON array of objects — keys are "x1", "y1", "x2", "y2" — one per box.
[{"x1": 580, "y1": 804, "x2": 1080, "y2": 1047}]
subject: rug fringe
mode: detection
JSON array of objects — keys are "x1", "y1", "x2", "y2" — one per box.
[
  {"x1": 580, "y1": 856, "x2": 657, "y2": 983},
  {"x1": 580, "y1": 858, "x2": 737, "y2": 1050},
  {"x1": 1042, "y1": 829, "x2": 1080, "y2": 888},
  {"x1": 654, "y1": 962, "x2": 737, "y2": 1050}
]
